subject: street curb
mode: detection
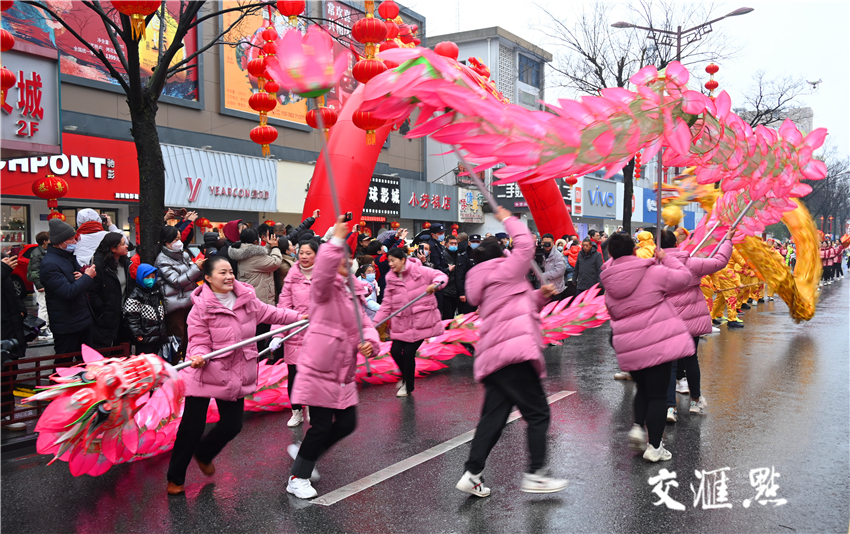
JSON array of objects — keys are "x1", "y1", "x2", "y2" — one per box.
[{"x1": 1, "y1": 433, "x2": 37, "y2": 461}]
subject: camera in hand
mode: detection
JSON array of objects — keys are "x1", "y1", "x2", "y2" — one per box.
[{"x1": 1, "y1": 339, "x2": 21, "y2": 364}]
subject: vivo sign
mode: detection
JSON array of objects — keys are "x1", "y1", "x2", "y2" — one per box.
[
  {"x1": 579, "y1": 176, "x2": 617, "y2": 218},
  {"x1": 589, "y1": 187, "x2": 615, "y2": 207}
]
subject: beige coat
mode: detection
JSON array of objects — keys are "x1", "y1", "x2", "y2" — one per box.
[{"x1": 228, "y1": 243, "x2": 283, "y2": 305}]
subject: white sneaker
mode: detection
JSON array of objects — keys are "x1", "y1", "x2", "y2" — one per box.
[
  {"x1": 286, "y1": 476, "x2": 318, "y2": 499},
  {"x1": 627, "y1": 424, "x2": 647, "y2": 452},
  {"x1": 613, "y1": 371, "x2": 632, "y2": 380},
  {"x1": 455, "y1": 470, "x2": 491, "y2": 497},
  {"x1": 287, "y1": 443, "x2": 320, "y2": 481},
  {"x1": 689, "y1": 396, "x2": 708, "y2": 414},
  {"x1": 643, "y1": 442, "x2": 673, "y2": 462},
  {"x1": 521, "y1": 469, "x2": 568, "y2": 494},
  {"x1": 709, "y1": 326, "x2": 721, "y2": 333},
  {"x1": 666, "y1": 407, "x2": 677, "y2": 423},
  {"x1": 38, "y1": 327, "x2": 53, "y2": 340},
  {"x1": 396, "y1": 383, "x2": 408, "y2": 397},
  {"x1": 287, "y1": 409, "x2": 304, "y2": 427},
  {"x1": 2, "y1": 416, "x2": 26, "y2": 431},
  {"x1": 675, "y1": 378, "x2": 689, "y2": 395}
]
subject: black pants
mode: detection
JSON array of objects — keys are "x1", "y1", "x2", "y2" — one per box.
[
  {"x1": 292, "y1": 405, "x2": 357, "y2": 479},
  {"x1": 465, "y1": 361, "x2": 550, "y2": 475},
  {"x1": 441, "y1": 294, "x2": 459, "y2": 320},
  {"x1": 390, "y1": 340, "x2": 423, "y2": 392},
  {"x1": 53, "y1": 329, "x2": 92, "y2": 365},
  {"x1": 552, "y1": 288, "x2": 570, "y2": 301},
  {"x1": 631, "y1": 361, "x2": 672, "y2": 448},
  {"x1": 256, "y1": 323, "x2": 271, "y2": 352},
  {"x1": 457, "y1": 298, "x2": 476, "y2": 315},
  {"x1": 167, "y1": 396, "x2": 244, "y2": 486},
  {"x1": 287, "y1": 364, "x2": 302, "y2": 411}
]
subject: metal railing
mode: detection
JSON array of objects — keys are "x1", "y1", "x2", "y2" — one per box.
[{"x1": 0, "y1": 343, "x2": 131, "y2": 428}]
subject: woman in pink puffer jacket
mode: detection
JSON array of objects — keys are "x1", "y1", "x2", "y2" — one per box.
[
  {"x1": 373, "y1": 249, "x2": 447, "y2": 397},
  {"x1": 166, "y1": 256, "x2": 303, "y2": 495},
  {"x1": 270, "y1": 240, "x2": 318, "y2": 428},
  {"x1": 600, "y1": 232, "x2": 694, "y2": 463},
  {"x1": 286, "y1": 218, "x2": 380, "y2": 500},
  {"x1": 661, "y1": 229, "x2": 733, "y2": 415},
  {"x1": 454, "y1": 207, "x2": 567, "y2": 498}
]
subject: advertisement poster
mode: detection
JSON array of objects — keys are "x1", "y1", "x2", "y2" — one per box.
[
  {"x1": 221, "y1": 0, "x2": 362, "y2": 126},
  {"x1": 1, "y1": 1, "x2": 199, "y2": 101}
]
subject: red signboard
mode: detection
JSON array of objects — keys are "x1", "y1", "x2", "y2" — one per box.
[{"x1": 1, "y1": 133, "x2": 140, "y2": 201}]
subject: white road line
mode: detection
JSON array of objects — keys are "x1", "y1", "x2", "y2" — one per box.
[{"x1": 312, "y1": 390, "x2": 575, "y2": 506}]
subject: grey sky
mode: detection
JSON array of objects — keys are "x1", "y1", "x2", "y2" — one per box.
[{"x1": 411, "y1": 0, "x2": 850, "y2": 159}]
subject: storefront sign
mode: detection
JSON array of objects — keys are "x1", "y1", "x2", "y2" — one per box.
[
  {"x1": 0, "y1": 45, "x2": 61, "y2": 159},
  {"x1": 577, "y1": 176, "x2": 617, "y2": 219},
  {"x1": 399, "y1": 178, "x2": 458, "y2": 222},
  {"x1": 363, "y1": 176, "x2": 400, "y2": 217},
  {"x1": 642, "y1": 187, "x2": 659, "y2": 224},
  {"x1": 494, "y1": 182, "x2": 530, "y2": 211},
  {"x1": 1, "y1": 133, "x2": 140, "y2": 201},
  {"x1": 162, "y1": 144, "x2": 276, "y2": 211},
  {"x1": 362, "y1": 216, "x2": 386, "y2": 222},
  {"x1": 458, "y1": 188, "x2": 484, "y2": 223}
]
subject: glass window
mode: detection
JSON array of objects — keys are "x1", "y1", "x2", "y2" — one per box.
[
  {"x1": 518, "y1": 54, "x2": 540, "y2": 88},
  {"x1": 1, "y1": 204, "x2": 29, "y2": 255},
  {"x1": 57, "y1": 207, "x2": 119, "y2": 229}
]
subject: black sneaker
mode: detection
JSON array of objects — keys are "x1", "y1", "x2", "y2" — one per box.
[
  {"x1": 740, "y1": 303, "x2": 751, "y2": 310},
  {"x1": 728, "y1": 320, "x2": 744, "y2": 329},
  {"x1": 711, "y1": 319, "x2": 722, "y2": 326},
  {"x1": 757, "y1": 298, "x2": 765, "y2": 303}
]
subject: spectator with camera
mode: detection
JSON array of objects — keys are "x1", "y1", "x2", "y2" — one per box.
[
  {"x1": 27, "y1": 231, "x2": 52, "y2": 339},
  {"x1": 73, "y1": 208, "x2": 124, "y2": 266}
]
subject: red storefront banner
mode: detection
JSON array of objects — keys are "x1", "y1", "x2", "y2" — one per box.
[{"x1": 1, "y1": 133, "x2": 140, "y2": 201}]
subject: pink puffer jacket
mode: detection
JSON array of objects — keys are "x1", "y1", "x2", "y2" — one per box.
[
  {"x1": 665, "y1": 240, "x2": 732, "y2": 337},
  {"x1": 600, "y1": 254, "x2": 695, "y2": 372},
  {"x1": 466, "y1": 217, "x2": 549, "y2": 382},
  {"x1": 272, "y1": 263, "x2": 312, "y2": 365},
  {"x1": 373, "y1": 256, "x2": 447, "y2": 342},
  {"x1": 290, "y1": 238, "x2": 380, "y2": 410},
  {"x1": 183, "y1": 281, "x2": 301, "y2": 401}
]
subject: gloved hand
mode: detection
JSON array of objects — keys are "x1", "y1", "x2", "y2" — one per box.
[{"x1": 269, "y1": 337, "x2": 284, "y2": 352}]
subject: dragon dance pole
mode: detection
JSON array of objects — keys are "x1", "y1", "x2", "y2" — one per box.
[
  {"x1": 256, "y1": 323, "x2": 310, "y2": 359},
  {"x1": 311, "y1": 98, "x2": 370, "y2": 375},
  {"x1": 453, "y1": 148, "x2": 546, "y2": 283},
  {"x1": 689, "y1": 219, "x2": 723, "y2": 257},
  {"x1": 374, "y1": 281, "x2": 445, "y2": 328},
  {"x1": 707, "y1": 199, "x2": 756, "y2": 257}
]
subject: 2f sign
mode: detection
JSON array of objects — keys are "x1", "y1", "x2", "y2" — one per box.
[{"x1": 15, "y1": 120, "x2": 39, "y2": 138}]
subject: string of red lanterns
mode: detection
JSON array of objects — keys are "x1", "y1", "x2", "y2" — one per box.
[
  {"x1": 634, "y1": 151, "x2": 642, "y2": 182},
  {"x1": 705, "y1": 63, "x2": 719, "y2": 97},
  {"x1": 248, "y1": 7, "x2": 282, "y2": 157},
  {"x1": 1, "y1": 1, "x2": 16, "y2": 107}
]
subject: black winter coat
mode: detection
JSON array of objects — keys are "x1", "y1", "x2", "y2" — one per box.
[
  {"x1": 574, "y1": 249, "x2": 604, "y2": 292},
  {"x1": 455, "y1": 250, "x2": 474, "y2": 298},
  {"x1": 123, "y1": 284, "x2": 167, "y2": 347},
  {"x1": 87, "y1": 252, "x2": 132, "y2": 343},
  {"x1": 40, "y1": 246, "x2": 95, "y2": 335},
  {"x1": 421, "y1": 235, "x2": 448, "y2": 274},
  {"x1": 1, "y1": 262, "x2": 26, "y2": 357}
]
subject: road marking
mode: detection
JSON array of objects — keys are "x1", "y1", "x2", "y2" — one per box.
[{"x1": 312, "y1": 390, "x2": 575, "y2": 506}]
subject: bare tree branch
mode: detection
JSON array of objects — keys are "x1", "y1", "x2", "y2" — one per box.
[
  {"x1": 83, "y1": 0, "x2": 131, "y2": 75},
  {"x1": 735, "y1": 71, "x2": 810, "y2": 128}
]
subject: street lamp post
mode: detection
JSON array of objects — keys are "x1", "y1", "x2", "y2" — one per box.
[{"x1": 612, "y1": 7, "x2": 754, "y2": 247}]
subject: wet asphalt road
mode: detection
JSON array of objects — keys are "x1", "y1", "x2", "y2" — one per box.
[{"x1": 2, "y1": 282, "x2": 848, "y2": 534}]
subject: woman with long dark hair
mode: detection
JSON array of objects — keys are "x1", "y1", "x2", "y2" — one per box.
[
  {"x1": 155, "y1": 225, "x2": 205, "y2": 362},
  {"x1": 88, "y1": 232, "x2": 132, "y2": 348},
  {"x1": 166, "y1": 256, "x2": 304, "y2": 495},
  {"x1": 373, "y1": 247, "x2": 447, "y2": 397}
]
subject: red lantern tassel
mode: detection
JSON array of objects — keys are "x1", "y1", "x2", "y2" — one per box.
[
  {"x1": 130, "y1": 14, "x2": 147, "y2": 40},
  {"x1": 262, "y1": 144, "x2": 271, "y2": 157},
  {"x1": 366, "y1": 130, "x2": 376, "y2": 145}
]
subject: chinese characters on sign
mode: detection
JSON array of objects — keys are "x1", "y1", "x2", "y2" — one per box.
[
  {"x1": 458, "y1": 188, "x2": 485, "y2": 223},
  {"x1": 399, "y1": 179, "x2": 458, "y2": 222},
  {"x1": 648, "y1": 466, "x2": 788, "y2": 511},
  {"x1": 364, "y1": 176, "x2": 400, "y2": 217}
]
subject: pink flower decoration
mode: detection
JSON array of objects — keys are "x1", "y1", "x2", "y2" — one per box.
[{"x1": 265, "y1": 26, "x2": 350, "y2": 98}]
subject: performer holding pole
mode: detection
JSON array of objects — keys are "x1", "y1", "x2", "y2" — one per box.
[
  {"x1": 373, "y1": 249, "x2": 447, "y2": 398},
  {"x1": 456, "y1": 206, "x2": 568, "y2": 497},
  {"x1": 166, "y1": 256, "x2": 305, "y2": 495},
  {"x1": 286, "y1": 216, "x2": 380, "y2": 500}
]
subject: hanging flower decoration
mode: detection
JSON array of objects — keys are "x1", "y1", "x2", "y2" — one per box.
[
  {"x1": 265, "y1": 26, "x2": 350, "y2": 99},
  {"x1": 110, "y1": 1, "x2": 161, "y2": 41}
]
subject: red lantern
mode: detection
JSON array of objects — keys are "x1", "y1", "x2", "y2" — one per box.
[
  {"x1": 390, "y1": 221, "x2": 400, "y2": 230},
  {"x1": 264, "y1": 219, "x2": 276, "y2": 227},
  {"x1": 704, "y1": 79, "x2": 718, "y2": 92},
  {"x1": 705, "y1": 63, "x2": 719, "y2": 75},
  {"x1": 352, "y1": 58, "x2": 388, "y2": 84},
  {"x1": 262, "y1": 27, "x2": 278, "y2": 42},
  {"x1": 378, "y1": 0, "x2": 399, "y2": 20},
  {"x1": 451, "y1": 223, "x2": 459, "y2": 236},
  {"x1": 250, "y1": 125, "x2": 278, "y2": 157},
  {"x1": 277, "y1": 0, "x2": 305, "y2": 24},
  {"x1": 352, "y1": 16, "x2": 388, "y2": 58},
  {"x1": 32, "y1": 175, "x2": 69, "y2": 208},
  {"x1": 359, "y1": 219, "x2": 367, "y2": 228},
  {"x1": 352, "y1": 110, "x2": 387, "y2": 145},
  {"x1": 704, "y1": 63, "x2": 719, "y2": 97},
  {"x1": 262, "y1": 41, "x2": 277, "y2": 56},
  {"x1": 264, "y1": 79, "x2": 280, "y2": 95},
  {"x1": 1, "y1": 29, "x2": 14, "y2": 52},
  {"x1": 423, "y1": 222, "x2": 431, "y2": 230},
  {"x1": 47, "y1": 211, "x2": 66, "y2": 221},
  {"x1": 0, "y1": 1, "x2": 14, "y2": 11},
  {"x1": 1, "y1": 66, "x2": 15, "y2": 108},
  {"x1": 306, "y1": 106, "x2": 338, "y2": 138},
  {"x1": 434, "y1": 41, "x2": 459, "y2": 60},
  {"x1": 196, "y1": 217, "x2": 211, "y2": 229},
  {"x1": 564, "y1": 176, "x2": 578, "y2": 186},
  {"x1": 384, "y1": 20, "x2": 399, "y2": 40},
  {"x1": 247, "y1": 57, "x2": 267, "y2": 79},
  {"x1": 249, "y1": 91, "x2": 277, "y2": 116},
  {"x1": 111, "y1": 1, "x2": 161, "y2": 40}
]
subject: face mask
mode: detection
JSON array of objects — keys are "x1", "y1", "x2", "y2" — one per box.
[
  {"x1": 437, "y1": 234, "x2": 445, "y2": 242},
  {"x1": 470, "y1": 243, "x2": 480, "y2": 249},
  {"x1": 557, "y1": 246, "x2": 564, "y2": 252},
  {"x1": 448, "y1": 245, "x2": 458, "y2": 252},
  {"x1": 382, "y1": 246, "x2": 388, "y2": 253},
  {"x1": 170, "y1": 241, "x2": 184, "y2": 252},
  {"x1": 365, "y1": 273, "x2": 376, "y2": 282},
  {"x1": 65, "y1": 243, "x2": 77, "y2": 252},
  {"x1": 143, "y1": 277, "x2": 156, "y2": 289}
]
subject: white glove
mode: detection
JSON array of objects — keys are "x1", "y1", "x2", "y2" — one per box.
[{"x1": 269, "y1": 337, "x2": 284, "y2": 352}]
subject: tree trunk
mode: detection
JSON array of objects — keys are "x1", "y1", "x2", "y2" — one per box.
[
  {"x1": 621, "y1": 158, "x2": 635, "y2": 234},
  {"x1": 129, "y1": 90, "x2": 166, "y2": 265}
]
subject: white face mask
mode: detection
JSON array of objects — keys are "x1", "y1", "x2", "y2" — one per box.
[{"x1": 170, "y1": 241, "x2": 184, "y2": 252}]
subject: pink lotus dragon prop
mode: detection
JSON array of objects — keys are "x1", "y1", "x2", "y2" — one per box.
[{"x1": 26, "y1": 288, "x2": 607, "y2": 476}]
